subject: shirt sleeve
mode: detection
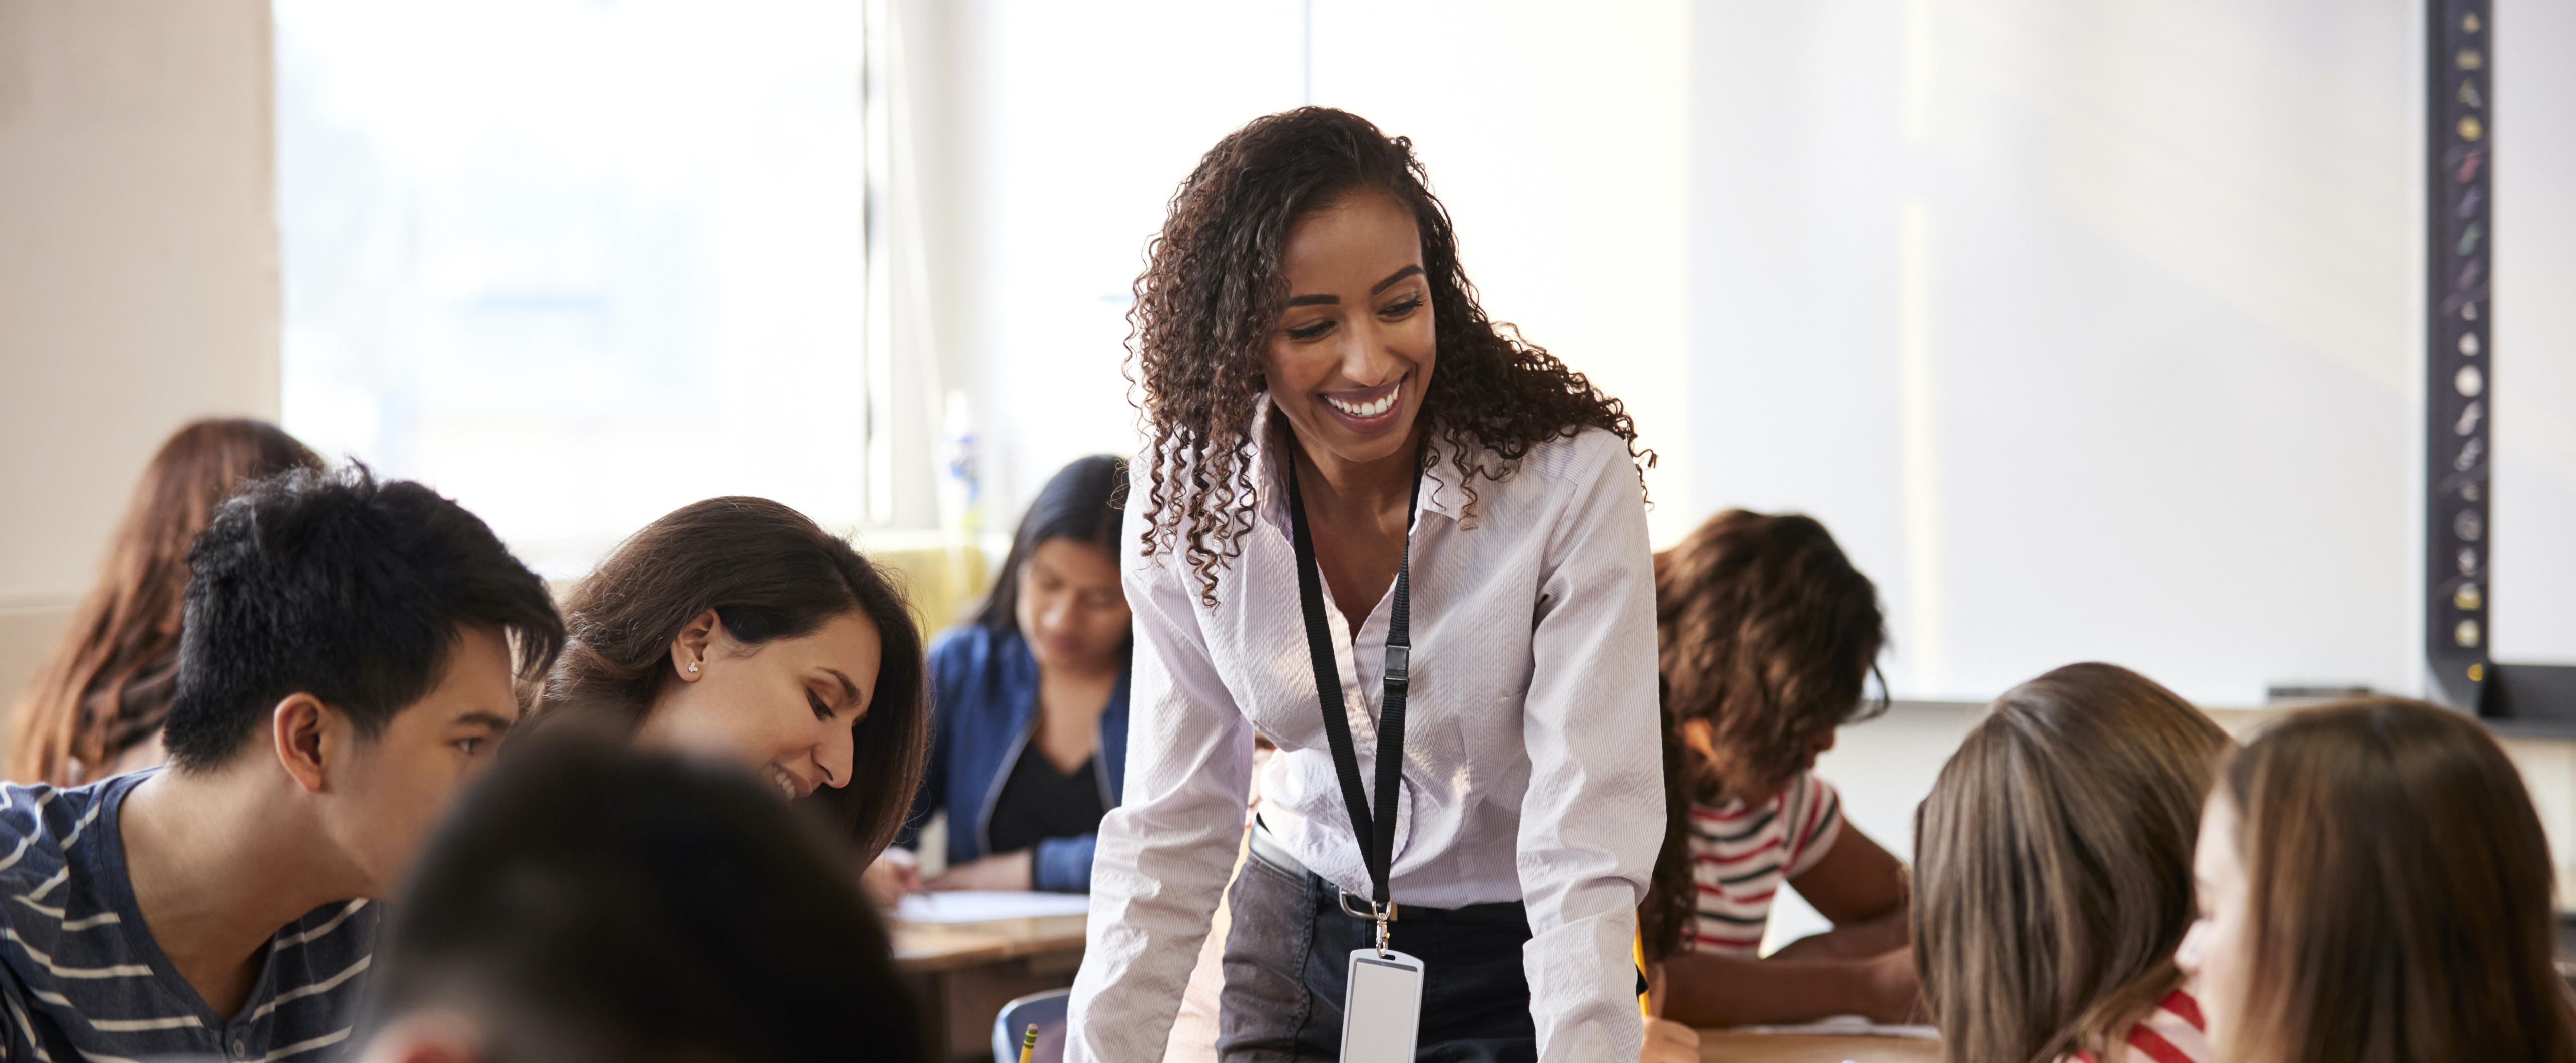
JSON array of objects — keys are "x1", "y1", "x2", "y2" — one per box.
[
  {"x1": 1031, "y1": 832, "x2": 1098, "y2": 893},
  {"x1": 1063, "y1": 478, "x2": 1255, "y2": 1063},
  {"x1": 1513, "y1": 433, "x2": 1664, "y2": 1063},
  {"x1": 1783, "y1": 773, "x2": 1845, "y2": 880}
]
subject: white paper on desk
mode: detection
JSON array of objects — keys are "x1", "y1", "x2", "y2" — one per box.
[
  {"x1": 1733, "y1": 1015, "x2": 1940, "y2": 1040},
  {"x1": 894, "y1": 890, "x2": 1093, "y2": 923}
]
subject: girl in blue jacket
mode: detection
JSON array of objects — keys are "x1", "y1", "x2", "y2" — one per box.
[{"x1": 871, "y1": 455, "x2": 1132, "y2": 895}]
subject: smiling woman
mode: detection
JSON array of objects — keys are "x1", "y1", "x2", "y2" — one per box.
[
  {"x1": 523, "y1": 497, "x2": 928, "y2": 858},
  {"x1": 1070, "y1": 108, "x2": 1666, "y2": 1063}
]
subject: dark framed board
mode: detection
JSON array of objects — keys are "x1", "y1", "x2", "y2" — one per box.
[{"x1": 2426, "y1": 0, "x2": 2492, "y2": 710}]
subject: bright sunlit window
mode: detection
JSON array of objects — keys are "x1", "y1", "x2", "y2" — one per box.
[{"x1": 276, "y1": 0, "x2": 870, "y2": 578}]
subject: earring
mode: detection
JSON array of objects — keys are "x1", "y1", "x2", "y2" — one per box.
[{"x1": 687, "y1": 662, "x2": 700, "y2": 674}]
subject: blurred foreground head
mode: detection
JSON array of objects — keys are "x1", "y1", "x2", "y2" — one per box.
[{"x1": 360, "y1": 739, "x2": 929, "y2": 1063}]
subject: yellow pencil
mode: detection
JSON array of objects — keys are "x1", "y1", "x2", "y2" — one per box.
[
  {"x1": 1018, "y1": 1022, "x2": 1039, "y2": 1063},
  {"x1": 1634, "y1": 931, "x2": 1651, "y2": 1018}
]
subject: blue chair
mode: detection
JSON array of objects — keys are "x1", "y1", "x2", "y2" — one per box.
[{"x1": 990, "y1": 987, "x2": 1070, "y2": 1063}]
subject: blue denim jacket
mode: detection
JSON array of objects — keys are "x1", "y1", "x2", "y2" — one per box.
[{"x1": 897, "y1": 624, "x2": 1130, "y2": 892}]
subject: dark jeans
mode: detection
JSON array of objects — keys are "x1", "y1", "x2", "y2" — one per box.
[{"x1": 1216, "y1": 845, "x2": 1537, "y2": 1063}]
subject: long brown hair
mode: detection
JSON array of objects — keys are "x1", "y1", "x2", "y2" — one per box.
[
  {"x1": 1128, "y1": 107, "x2": 1647, "y2": 604},
  {"x1": 529, "y1": 498, "x2": 929, "y2": 859},
  {"x1": 1640, "y1": 509, "x2": 1887, "y2": 960},
  {"x1": 1912, "y1": 663, "x2": 2232, "y2": 1063},
  {"x1": 2219, "y1": 699, "x2": 2576, "y2": 1063},
  {"x1": 8, "y1": 418, "x2": 321, "y2": 785}
]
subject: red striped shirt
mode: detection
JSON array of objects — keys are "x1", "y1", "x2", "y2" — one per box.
[
  {"x1": 2067, "y1": 990, "x2": 2212, "y2": 1063},
  {"x1": 1684, "y1": 772, "x2": 1843, "y2": 957}
]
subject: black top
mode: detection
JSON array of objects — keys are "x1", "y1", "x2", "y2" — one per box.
[{"x1": 986, "y1": 742, "x2": 1108, "y2": 856}]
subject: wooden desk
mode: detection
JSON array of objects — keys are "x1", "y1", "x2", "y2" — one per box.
[
  {"x1": 895, "y1": 913, "x2": 1087, "y2": 1063},
  {"x1": 1696, "y1": 1029, "x2": 1941, "y2": 1062}
]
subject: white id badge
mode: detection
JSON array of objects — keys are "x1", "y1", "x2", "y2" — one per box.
[{"x1": 1340, "y1": 948, "x2": 1425, "y2": 1063}]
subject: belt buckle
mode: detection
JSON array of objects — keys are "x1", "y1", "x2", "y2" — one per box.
[{"x1": 1337, "y1": 890, "x2": 1398, "y2": 923}]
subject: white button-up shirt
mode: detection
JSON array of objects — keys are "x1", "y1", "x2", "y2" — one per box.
[{"x1": 1066, "y1": 416, "x2": 1664, "y2": 1062}]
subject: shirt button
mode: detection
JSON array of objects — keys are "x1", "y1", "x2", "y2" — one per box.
[{"x1": 232, "y1": 1038, "x2": 247, "y2": 1057}]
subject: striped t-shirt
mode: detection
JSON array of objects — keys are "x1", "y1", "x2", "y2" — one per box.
[
  {"x1": 1684, "y1": 771, "x2": 1843, "y2": 955},
  {"x1": 0, "y1": 770, "x2": 379, "y2": 1062},
  {"x1": 2067, "y1": 989, "x2": 2212, "y2": 1063}
]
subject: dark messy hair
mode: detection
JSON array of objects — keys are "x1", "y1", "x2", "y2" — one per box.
[
  {"x1": 1639, "y1": 509, "x2": 1886, "y2": 959},
  {"x1": 11, "y1": 417, "x2": 324, "y2": 785},
  {"x1": 974, "y1": 454, "x2": 1128, "y2": 634},
  {"x1": 371, "y1": 738, "x2": 929, "y2": 1063},
  {"x1": 162, "y1": 464, "x2": 563, "y2": 771},
  {"x1": 1129, "y1": 106, "x2": 1648, "y2": 604},
  {"x1": 531, "y1": 497, "x2": 928, "y2": 858},
  {"x1": 1655, "y1": 510, "x2": 1887, "y2": 800},
  {"x1": 2218, "y1": 699, "x2": 2576, "y2": 1063}
]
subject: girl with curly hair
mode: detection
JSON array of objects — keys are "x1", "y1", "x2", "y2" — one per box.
[
  {"x1": 1066, "y1": 107, "x2": 1666, "y2": 1063},
  {"x1": 1639, "y1": 510, "x2": 1915, "y2": 1029}
]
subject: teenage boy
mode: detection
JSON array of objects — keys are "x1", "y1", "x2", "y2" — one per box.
[
  {"x1": 356, "y1": 740, "x2": 929, "y2": 1063},
  {"x1": 0, "y1": 466, "x2": 561, "y2": 1062}
]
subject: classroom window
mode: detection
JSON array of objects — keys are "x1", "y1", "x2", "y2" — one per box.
[{"x1": 275, "y1": 0, "x2": 871, "y2": 578}]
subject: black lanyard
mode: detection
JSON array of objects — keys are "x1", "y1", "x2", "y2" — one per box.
[{"x1": 1285, "y1": 455, "x2": 1420, "y2": 921}]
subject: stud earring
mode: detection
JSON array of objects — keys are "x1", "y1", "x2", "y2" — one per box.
[{"x1": 687, "y1": 662, "x2": 700, "y2": 674}]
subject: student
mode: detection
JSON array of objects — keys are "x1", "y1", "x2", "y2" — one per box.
[
  {"x1": 357, "y1": 739, "x2": 930, "y2": 1063},
  {"x1": 0, "y1": 465, "x2": 562, "y2": 1061},
  {"x1": 529, "y1": 496, "x2": 928, "y2": 856},
  {"x1": 1641, "y1": 510, "x2": 1916, "y2": 1027},
  {"x1": 2177, "y1": 698, "x2": 2576, "y2": 1063},
  {"x1": 872, "y1": 455, "x2": 1132, "y2": 898},
  {"x1": 9, "y1": 418, "x2": 323, "y2": 785},
  {"x1": 1912, "y1": 663, "x2": 2233, "y2": 1063},
  {"x1": 1069, "y1": 107, "x2": 1664, "y2": 1063}
]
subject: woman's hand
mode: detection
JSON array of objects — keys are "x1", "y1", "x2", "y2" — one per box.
[
  {"x1": 1640, "y1": 1017, "x2": 1700, "y2": 1062},
  {"x1": 861, "y1": 848, "x2": 925, "y2": 907},
  {"x1": 925, "y1": 849, "x2": 1035, "y2": 892}
]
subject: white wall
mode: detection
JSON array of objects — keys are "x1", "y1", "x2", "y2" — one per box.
[
  {"x1": 2492, "y1": 0, "x2": 2576, "y2": 665},
  {"x1": 924, "y1": 0, "x2": 1305, "y2": 535},
  {"x1": 1688, "y1": 0, "x2": 2504, "y2": 706},
  {"x1": 0, "y1": 0, "x2": 280, "y2": 721}
]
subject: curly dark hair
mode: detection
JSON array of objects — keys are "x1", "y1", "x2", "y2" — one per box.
[
  {"x1": 1641, "y1": 509, "x2": 1887, "y2": 959},
  {"x1": 1128, "y1": 106, "x2": 1649, "y2": 604}
]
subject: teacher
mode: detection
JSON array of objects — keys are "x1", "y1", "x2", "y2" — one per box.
[{"x1": 1067, "y1": 107, "x2": 1664, "y2": 1063}]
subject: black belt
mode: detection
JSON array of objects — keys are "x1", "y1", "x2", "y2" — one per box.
[{"x1": 1248, "y1": 821, "x2": 1530, "y2": 927}]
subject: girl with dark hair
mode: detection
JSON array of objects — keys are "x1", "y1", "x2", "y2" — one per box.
[
  {"x1": 865, "y1": 455, "x2": 1133, "y2": 898},
  {"x1": 2177, "y1": 698, "x2": 2576, "y2": 1063},
  {"x1": 528, "y1": 497, "x2": 929, "y2": 859},
  {"x1": 1913, "y1": 663, "x2": 2233, "y2": 1063},
  {"x1": 8, "y1": 418, "x2": 323, "y2": 785},
  {"x1": 1641, "y1": 510, "x2": 1914, "y2": 1030},
  {"x1": 1068, "y1": 108, "x2": 1664, "y2": 1063}
]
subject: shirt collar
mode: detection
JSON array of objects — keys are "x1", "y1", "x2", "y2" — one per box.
[{"x1": 1245, "y1": 395, "x2": 1474, "y2": 537}]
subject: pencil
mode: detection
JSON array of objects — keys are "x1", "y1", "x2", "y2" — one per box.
[
  {"x1": 1018, "y1": 1022, "x2": 1039, "y2": 1063},
  {"x1": 1634, "y1": 931, "x2": 1651, "y2": 1018}
]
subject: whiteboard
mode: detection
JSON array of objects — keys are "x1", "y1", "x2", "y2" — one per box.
[{"x1": 1686, "y1": 0, "x2": 2575, "y2": 706}]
